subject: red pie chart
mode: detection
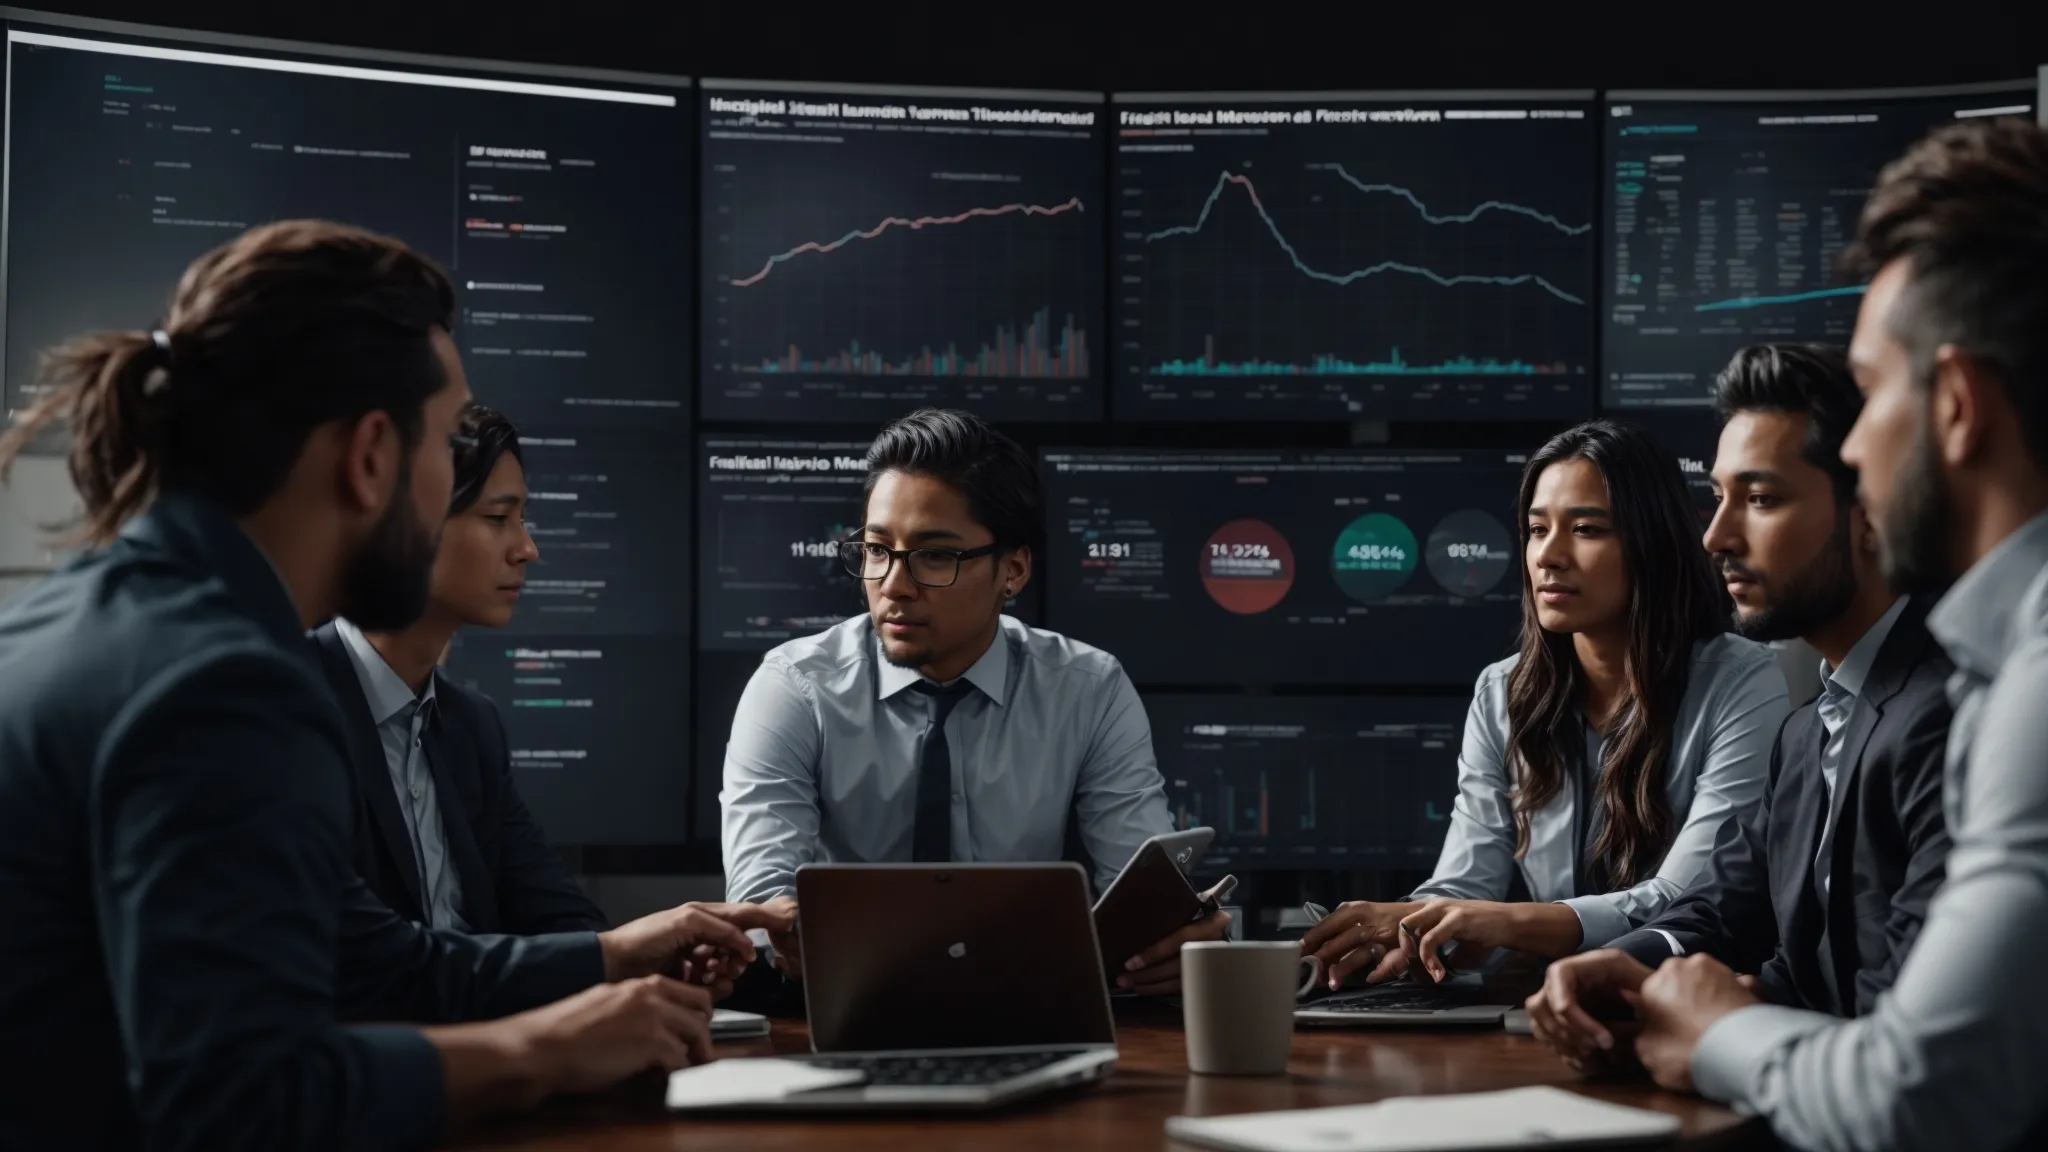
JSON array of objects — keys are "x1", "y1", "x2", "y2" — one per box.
[{"x1": 1200, "y1": 519, "x2": 1296, "y2": 615}]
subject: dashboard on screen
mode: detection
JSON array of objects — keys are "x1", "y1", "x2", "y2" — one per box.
[
  {"x1": 1041, "y1": 448, "x2": 1526, "y2": 687},
  {"x1": 438, "y1": 429, "x2": 692, "y2": 844},
  {"x1": 1602, "y1": 81, "x2": 2035, "y2": 410},
  {"x1": 0, "y1": 17, "x2": 694, "y2": 436},
  {"x1": 699, "y1": 80, "x2": 1105, "y2": 423},
  {"x1": 1146, "y1": 693, "x2": 1463, "y2": 871},
  {"x1": 1112, "y1": 91, "x2": 1596, "y2": 423},
  {"x1": 698, "y1": 438, "x2": 872, "y2": 650}
]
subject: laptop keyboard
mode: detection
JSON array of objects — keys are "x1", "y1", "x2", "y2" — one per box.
[
  {"x1": 808, "y1": 1050, "x2": 1074, "y2": 1086},
  {"x1": 1308, "y1": 983, "x2": 1486, "y2": 1013}
]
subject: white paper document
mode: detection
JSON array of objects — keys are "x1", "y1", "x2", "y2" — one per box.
[
  {"x1": 664, "y1": 1058, "x2": 866, "y2": 1110},
  {"x1": 1165, "y1": 1085, "x2": 1681, "y2": 1151}
]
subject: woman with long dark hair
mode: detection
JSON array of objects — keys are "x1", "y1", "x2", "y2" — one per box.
[{"x1": 1303, "y1": 419, "x2": 1790, "y2": 987}]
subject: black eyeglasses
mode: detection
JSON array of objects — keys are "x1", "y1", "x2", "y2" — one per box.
[{"x1": 839, "y1": 539, "x2": 1000, "y2": 588}]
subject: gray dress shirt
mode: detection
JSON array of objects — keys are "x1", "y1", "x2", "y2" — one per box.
[
  {"x1": 335, "y1": 618, "x2": 469, "y2": 931},
  {"x1": 1692, "y1": 509, "x2": 2048, "y2": 1152},
  {"x1": 1813, "y1": 597, "x2": 1909, "y2": 900},
  {"x1": 1414, "y1": 633, "x2": 1790, "y2": 949},
  {"x1": 720, "y1": 615, "x2": 1176, "y2": 903}
]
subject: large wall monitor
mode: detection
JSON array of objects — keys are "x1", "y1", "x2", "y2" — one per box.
[
  {"x1": 699, "y1": 79, "x2": 1105, "y2": 423},
  {"x1": 1040, "y1": 448, "x2": 1526, "y2": 687},
  {"x1": 441, "y1": 430, "x2": 694, "y2": 844},
  {"x1": 1145, "y1": 693, "x2": 1464, "y2": 872},
  {"x1": 1601, "y1": 81, "x2": 2035, "y2": 411},
  {"x1": 1110, "y1": 90, "x2": 1597, "y2": 423},
  {"x1": 698, "y1": 437, "x2": 872, "y2": 651},
  {"x1": 0, "y1": 14, "x2": 694, "y2": 436}
]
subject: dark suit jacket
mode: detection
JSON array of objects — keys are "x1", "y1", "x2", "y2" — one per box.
[
  {"x1": 1614, "y1": 598, "x2": 1953, "y2": 1016},
  {"x1": 309, "y1": 622, "x2": 608, "y2": 936},
  {"x1": 0, "y1": 492, "x2": 603, "y2": 1152}
]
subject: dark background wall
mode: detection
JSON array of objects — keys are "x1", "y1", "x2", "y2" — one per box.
[{"x1": 32, "y1": 1, "x2": 2043, "y2": 94}]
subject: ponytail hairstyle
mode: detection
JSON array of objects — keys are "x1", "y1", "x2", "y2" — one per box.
[
  {"x1": 0, "y1": 219, "x2": 457, "y2": 546},
  {"x1": 1504, "y1": 420, "x2": 1728, "y2": 889}
]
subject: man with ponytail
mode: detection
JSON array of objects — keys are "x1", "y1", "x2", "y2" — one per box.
[{"x1": 0, "y1": 221, "x2": 754, "y2": 1150}]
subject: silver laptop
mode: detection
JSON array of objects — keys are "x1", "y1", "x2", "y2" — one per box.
[
  {"x1": 1294, "y1": 973, "x2": 1508, "y2": 1027},
  {"x1": 693, "y1": 862, "x2": 1118, "y2": 1110}
]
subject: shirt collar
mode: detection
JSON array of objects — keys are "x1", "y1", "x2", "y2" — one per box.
[
  {"x1": 1822, "y1": 595, "x2": 1910, "y2": 700},
  {"x1": 874, "y1": 620, "x2": 1010, "y2": 707},
  {"x1": 333, "y1": 617, "x2": 436, "y2": 725},
  {"x1": 1928, "y1": 508, "x2": 2048, "y2": 682}
]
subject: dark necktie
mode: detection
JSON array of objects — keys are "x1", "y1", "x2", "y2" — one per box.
[{"x1": 910, "y1": 680, "x2": 975, "y2": 862}]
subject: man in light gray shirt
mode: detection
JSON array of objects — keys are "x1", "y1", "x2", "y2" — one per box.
[
  {"x1": 721, "y1": 409, "x2": 1229, "y2": 994},
  {"x1": 1623, "y1": 118, "x2": 2048, "y2": 1152}
]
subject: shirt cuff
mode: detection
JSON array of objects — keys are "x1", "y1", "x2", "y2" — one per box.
[
  {"x1": 1652, "y1": 929, "x2": 1684, "y2": 957},
  {"x1": 1557, "y1": 895, "x2": 1631, "y2": 951},
  {"x1": 1692, "y1": 1003, "x2": 1838, "y2": 1106}
]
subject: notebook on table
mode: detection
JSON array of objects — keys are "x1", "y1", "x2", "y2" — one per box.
[{"x1": 1165, "y1": 1086, "x2": 1682, "y2": 1151}]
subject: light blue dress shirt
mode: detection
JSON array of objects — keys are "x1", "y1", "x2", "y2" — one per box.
[
  {"x1": 1414, "y1": 632, "x2": 1790, "y2": 949},
  {"x1": 1692, "y1": 509, "x2": 2048, "y2": 1152},
  {"x1": 1812, "y1": 596, "x2": 1909, "y2": 899},
  {"x1": 720, "y1": 615, "x2": 1176, "y2": 903},
  {"x1": 334, "y1": 618, "x2": 468, "y2": 931}
]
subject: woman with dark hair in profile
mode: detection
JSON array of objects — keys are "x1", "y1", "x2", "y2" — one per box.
[
  {"x1": 1303, "y1": 419, "x2": 1790, "y2": 987},
  {"x1": 307, "y1": 402, "x2": 617, "y2": 940}
]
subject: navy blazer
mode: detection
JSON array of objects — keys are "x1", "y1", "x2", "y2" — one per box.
[
  {"x1": 1613, "y1": 597, "x2": 1954, "y2": 1017},
  {"x1": 0, "y1": 492, "x2": 603, "y2": 1152},
  {"x1": 308, "y1": 621, "x2": 609, "y2": 936}
]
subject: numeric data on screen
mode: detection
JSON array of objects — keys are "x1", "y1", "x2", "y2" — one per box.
[
  {"x1": 1113, "y1": 93, "x2": 1596, "y2": 422},
  {"x1": 1041, "y1": 449, "x2": 1526, "y2": 686},
  {"x1": 1146, "y1": 694, "x2": 1463, "y2": 871},
  {"x1": 1, "y1": 26, "x2": 692, "y2": 433},
  {"x1": 1602, "y1": 85, "x2": 2034, "y2": 408},
  {"x1": 698, "y1": 438, "x2": 872, "y2": 649},
  {"x1": 700, "y1": 82, "x2": 1105, "y2": 423}
]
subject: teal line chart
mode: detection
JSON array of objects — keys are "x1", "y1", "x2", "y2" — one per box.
[
  {"x1": 729, "y1": 197, "x2": 1086, "y2": 288},
  {"x1": 1142, "y1": 170, "x2": 1588, "y2": 305},
  {"x1": 1694, "y1": 284, "x2": 1868, "y2": 312}
]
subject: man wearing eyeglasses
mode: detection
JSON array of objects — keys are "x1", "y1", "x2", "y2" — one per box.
[{"x1": 720, "y1": 408, "x2": 1229, "y2": 995}]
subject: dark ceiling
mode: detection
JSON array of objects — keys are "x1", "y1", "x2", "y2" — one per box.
[{"x1": 18, "y1": 1, "x2": 2044, "y2": 94}]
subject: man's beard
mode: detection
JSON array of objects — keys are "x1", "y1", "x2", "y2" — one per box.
[
  {"x1": 1727, "y1": 512, "x2": 1860, "y2": 643},
  {"x1": 337, "y1": 462, "x2": 439, "y2": 631},
  {"x1": 1876, "y1": 416, "x2": 1957, "y2": 597}
]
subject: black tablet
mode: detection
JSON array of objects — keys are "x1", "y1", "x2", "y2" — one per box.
[{"x1": 1091, "y1": 828, "x2": 1216, "y2": 977}]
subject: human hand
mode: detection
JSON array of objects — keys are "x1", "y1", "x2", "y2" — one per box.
[
  {"x1": 1627, "y1": 954, "x2": 1760, "y2": 1094},
  {"x1": 759, "y1": 894, "x2": 803, "y2": 982},
  {"x1": 517, "y1": 975, "x2": 717, "y2": 1096},
  {"x1": 1299, "y1": 900, "x2": 1417, "y2": 989},
  {"x1": 1115, "y1": 879, "x2": 1235, "y2": 995},
  {"x1": 1525, "y1": 949, "x2": 1652, "y2": 1069},
  {"x1": 600, "y1": 901, "x2": 788, "y2": 982},
  {"x1": 678, "y1": 943, "x2": 739, "y2": 1001},
  {"x1": 1398, "y1": 898, "x2": 1534, "y2": 983}
]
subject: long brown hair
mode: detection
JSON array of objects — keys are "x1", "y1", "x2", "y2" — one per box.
[
  {"x1": 0, "y1": 219, "x2": 455, "y2": 546},
  {"x1": 1505, "y1": 420, "x2": 1727, "y2": 889}
]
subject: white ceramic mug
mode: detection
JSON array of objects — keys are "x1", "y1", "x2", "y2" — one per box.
[{"x1": 1181, "y1": 941, "x2": 1323, "y2": 1075}]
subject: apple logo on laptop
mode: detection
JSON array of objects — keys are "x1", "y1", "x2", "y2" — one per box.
[{"x1": 947, "y1": 941, "x2": 968, "y2": 959}]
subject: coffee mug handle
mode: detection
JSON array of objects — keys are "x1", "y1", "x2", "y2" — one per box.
[{"x1": 1296, "y1": 954, "x2": 1325, "y2": 999}]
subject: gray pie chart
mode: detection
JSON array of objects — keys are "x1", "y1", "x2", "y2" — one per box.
[{"x1": 1425, "y1": 509, "x2": 1514, "y2": 598}]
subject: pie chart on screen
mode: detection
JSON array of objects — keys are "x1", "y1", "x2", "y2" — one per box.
[{"x1": 1200, "y1": 519, "x2": 1295, "y2": 614}]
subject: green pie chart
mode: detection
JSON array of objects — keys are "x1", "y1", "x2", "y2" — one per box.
[{"x1": 1330, "y1": 513, "x2": 1418, "y2": 603}]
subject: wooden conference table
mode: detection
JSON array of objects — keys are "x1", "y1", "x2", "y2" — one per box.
[{"x1": 457, "y1": 1003, "x2": 1767, "y2": 1150}]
